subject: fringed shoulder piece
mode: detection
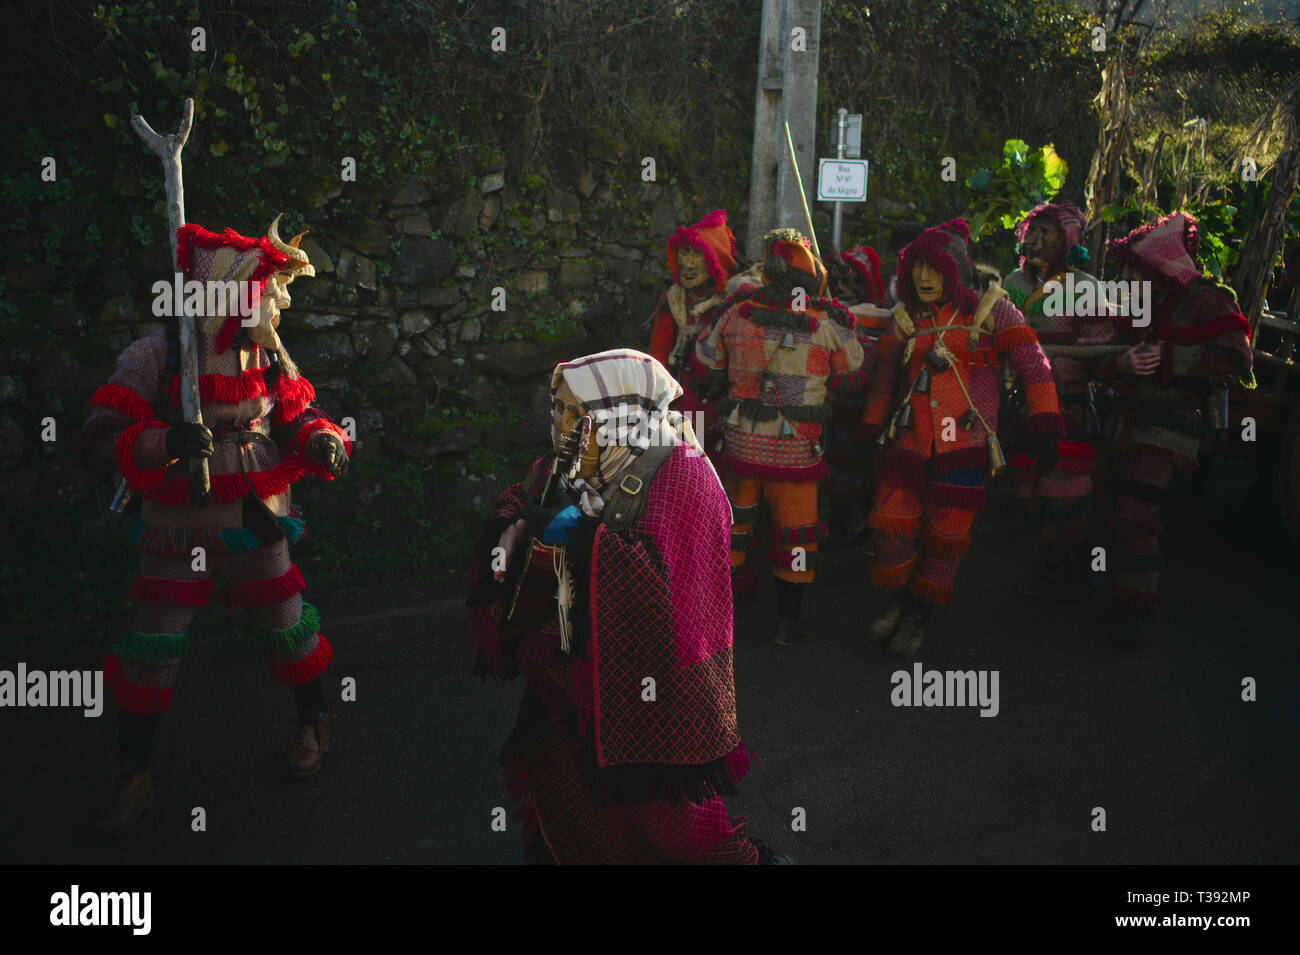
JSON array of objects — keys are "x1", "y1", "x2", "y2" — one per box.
[
  {"x1": 891, "y1": 302, "x2": 914, "y2": 339},
  {"x1": 968, "y1": 280, "x2": 1008, "y2": 347}
]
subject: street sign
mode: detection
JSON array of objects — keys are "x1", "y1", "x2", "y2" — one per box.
[{"x1": 817, "y1": 158, "x2": 868, "y2": 202}]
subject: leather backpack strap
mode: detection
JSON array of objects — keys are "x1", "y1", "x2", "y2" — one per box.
[{"x1": 601, "y1": 441, "x2": 675, "y2": 531}]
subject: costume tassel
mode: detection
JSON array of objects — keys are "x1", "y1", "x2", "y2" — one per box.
[{"x1": 555, "y1": 547, "x2": 574, "y2": 654}]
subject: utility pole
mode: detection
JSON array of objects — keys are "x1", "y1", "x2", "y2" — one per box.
[{"x1": 747, "y1": 0, "x2": 821, "y2": 262}]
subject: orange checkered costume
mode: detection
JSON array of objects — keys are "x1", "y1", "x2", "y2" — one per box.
[{"x1": 696, "y1": 231, "x2": 865, "y2": 586}]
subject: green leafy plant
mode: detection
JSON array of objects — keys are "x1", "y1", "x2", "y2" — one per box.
[{"x1": 964, "y1": 139, "x2": 1068, "y2": 238}]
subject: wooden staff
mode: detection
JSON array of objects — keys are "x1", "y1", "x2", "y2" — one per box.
[
  {"x1": 784, "y1": 121, "x2": 820, "y2": 258},
  {"x1": 131, "y1": 98, "x2": 209, "y2": 504}
]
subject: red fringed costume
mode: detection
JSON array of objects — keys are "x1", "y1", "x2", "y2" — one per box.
[
  {"x1": 1104, "y1": 212, "x2": 1253, "y2": 614},
  {"x1": 73, "y1": 220, "x2": 350, "y2": 713},
  {"x1": 1004, "y1": 203, "x2": 1117, "y2": 559},
  {"x1": 646, "y1": 209, "x2": 756, "y2": 467},
  {"x1": 863, "y1": 220, "x2": 1063, "y2": 609}
]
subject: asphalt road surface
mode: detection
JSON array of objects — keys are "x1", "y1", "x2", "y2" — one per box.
[{"x1": 3, "y1": 457, "x2": 1296, "y2": 864}]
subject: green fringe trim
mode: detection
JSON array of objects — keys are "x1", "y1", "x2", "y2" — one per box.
[
  {"x1": 128, "y1": 515, "x2": 307, "y2": 554},
  {"x1": 278, "y1": 515, "x2": 307, "y2": 543},
  {"x1": 112, "y1": 630, "x2": 192, "y2": 662},
  {"x1": 247, "y1": 601, "x2": 320, "y2": 655}
]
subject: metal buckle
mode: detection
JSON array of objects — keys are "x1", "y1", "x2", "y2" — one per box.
[{"x1": 618, "y1": 473, "x2": 643, "y2": 495}]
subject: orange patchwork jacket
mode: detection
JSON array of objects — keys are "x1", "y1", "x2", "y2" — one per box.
[{"x1": 862, "y1": 285, "x2": 1064, "y2": 485}]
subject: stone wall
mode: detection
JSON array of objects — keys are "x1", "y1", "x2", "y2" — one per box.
[{"x1": 0, "y1": 149, "x2": 736, "y2": 582}]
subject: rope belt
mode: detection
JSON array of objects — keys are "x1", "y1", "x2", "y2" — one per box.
[{"x1": 212, "y1": 421, "x2": 272, "y2": 484}]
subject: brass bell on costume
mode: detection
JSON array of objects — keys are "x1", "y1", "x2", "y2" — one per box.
[
  {"x1": 960, "y1": 409, "x2": 979, "y2": 431},
  {"x1": 810, "y1": 440, "x2": 824, "y2": 459},
  {"x1": 895, "y1": 402, "x2": 915, "y2": 431},
  {"x1": 924, "y1": 347, "x2": 951, "y2": 372},
  {"x1": 726, "y1": 405, "x2": 742, "y2": 427},
  {"x1": 779, "y1": 331, "x2": 796, "y2": 350},
  {"x1": 779, "y1": 417, "x2": 797, "y2": 438},
  {"x1": 760, "y1": 370, "x2": 776, "y2": 393},
  {"x1": 986, "y1": 432, "x2": 1007, "y2": 476},
  {"x1": 913, "y1": 366, "x2": 931, "y2": 394}
]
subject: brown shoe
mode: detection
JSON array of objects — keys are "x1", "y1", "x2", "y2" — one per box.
[
  {"x1": 884, "y1": 612, "x2": 926, "y2": 659},
  {"x1": 284, "y1": 717, "x2": 330, "y2": 779},
  {"x1": 867, "y1": 601, "x2": 907, "y2": 642},
  {"x1": 773, "y1": 618, "x2": 813, "y2": 647},
  {"x1": 94, "y1": 766, "x2": 154, "y2": 837}
]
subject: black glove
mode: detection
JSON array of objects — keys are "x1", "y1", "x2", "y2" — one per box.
[
  {"x1": 1033, "y1": 433, "x2": 1060, "y2": 471},
  {"x1": 525, "y1": 493, "x2": 565, "y2": 538},
  {"x1": 308, "y1": 431, "x2": 349, "y2": 479},
  {"x1": 165, "y1": 422, "x2": 214, "y2": 461}
]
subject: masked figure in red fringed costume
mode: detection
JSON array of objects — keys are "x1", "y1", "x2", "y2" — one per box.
[
  {"x1": 1103, "y1": 212, "x2": 1253, "y2": 647},
  {"x1": 74, "y1": 216, "x2": 350, "y2": 836},
  {"x1": 1003, "y1": 202, "x2": 1122, "y2": 598},
  {"x1": 646, "y1": 210, "x2": 756, "y2": 461},
  {"x1": 467, "y1": 348, "x2": 777, "y2": 864},
  {"x1": 861, "y1": 219, "x2": 1062, "y2": 658}
]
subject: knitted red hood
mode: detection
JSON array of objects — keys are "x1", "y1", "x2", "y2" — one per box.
[
  {"x1": 1108, "y1": 211, "x2": 1202, "y2": 288},
  {"x1": 896, "y1": 218, "x2": 978, "y2": 315},
  {"x1": 666, "y1": 209, "x2": 738, "y2": 293}
]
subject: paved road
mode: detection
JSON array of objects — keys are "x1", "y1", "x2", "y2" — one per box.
[{"x1": 3, "y1": 459, "x2": 1296, "y2": 864}]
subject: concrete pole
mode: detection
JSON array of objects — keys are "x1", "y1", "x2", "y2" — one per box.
[
  {"x1": 747, "y1": 0, "x2": 821, "y2": 262},
  {"x1": 832, "y1": 107, "x2": 846, "y2": 253}
]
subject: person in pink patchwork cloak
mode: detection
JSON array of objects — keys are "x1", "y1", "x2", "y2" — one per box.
[{"x1": 467, "y1": 348, "x2": 785, "y2": 864}]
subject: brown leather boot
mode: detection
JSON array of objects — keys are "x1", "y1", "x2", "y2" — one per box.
[
  {"x1": 94, "y1": 766, "x2": 154, "y2": 837},
  {"x1": 284, "y1": 717, "x2": 330, "y2": 778},
  {"x1": 884, "y1": 611, "x2": 927, "y2": 659},
  {"x1": 867, "y1": 599, "x2": 907, "y2": 642}
]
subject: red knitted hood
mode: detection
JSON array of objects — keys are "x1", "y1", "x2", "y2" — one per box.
[
  {"x1": 896, "y1": 218, "x2": 978, "y2": 314},
  {"x1": 1016, "y1": 202, "x2": 1090, "y2": 272},
  {"x1": 840, "y1": 245, "x2": 884, "y2": 302},
  {"x1": 666, "y1": 209, "x2": 738, "y2": 293},
  {"x1": 1108, "y1": 211, "x2": 1202, "y2": 287}
]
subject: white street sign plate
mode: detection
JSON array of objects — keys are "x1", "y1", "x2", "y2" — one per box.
[{"x1": 817, "y1": 158, "x2": 868, "y2": 202}]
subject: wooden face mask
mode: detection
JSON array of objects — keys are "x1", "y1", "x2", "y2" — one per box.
[
  {"x1": 1023, "y1": 219, "x2": 1065, "y2": 278},
  {"x1": 551, "y1": 378, "x2": 600, "y2": 478},
  {"x1": 245, "y1": 272, "x2": 293, "y2": 352},
  {"x1": 911, "y1": 260, "x2": 947, "y2": 304},
  {"x1": 676, "y1": 248, "x2": 709, "y2": 290}
]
